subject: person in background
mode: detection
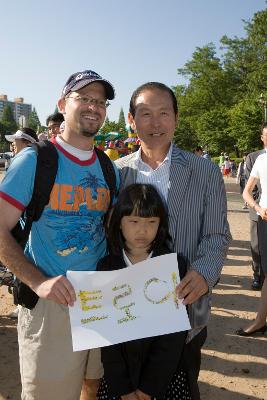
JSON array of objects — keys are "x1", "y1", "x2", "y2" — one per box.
[
  {"x1": 115, "y1": 81, "x2": 230, "y2": 399},
  {"x1": 5, "y1": 128, "x2": 38, "y2": 155},
  {"x1": 4, "y1": 128, "x2": 38, "y2": 319},
  {"x1": 46, "y1": 112, "x2": 64, "y2": 138},
  {"x1": 223, "y1": 156, "x2": 231, "y2": 177},
  {"x1": 230, "y1": 159, "x2": 237, "y2": 177},
  {"x1": 219, "y1": 151, "x2": 225, "y2": 171},
  {"x1": 245, "y1": 124, "x2": 267, "y2": 291},
  {"x1": 236, "y1": 123, "x2": 267, "y2": 336},
  {"x1": 4, "y1": 143, "x2": 15, "y2": 172},
  {"x1": 194, "y1": 146, "x2": 203, "y2": 157},
  {"x1": 202, "y1": 150, "x2": 211, "y2": 160},
  {"x1": 236, "y1": 154, "x2": 248, "y2": 209},
  {"x1": 38, "y1": 131, "x2": 49, "y2": 141}
]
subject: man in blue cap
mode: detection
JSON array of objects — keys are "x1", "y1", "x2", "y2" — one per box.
[{"x1": 0, "y1": 70, "x2": 118, "y2": 400}]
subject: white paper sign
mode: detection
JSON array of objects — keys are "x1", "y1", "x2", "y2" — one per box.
[{"x1": 67, "y1": 253, "x2": 191, "y2": 351}]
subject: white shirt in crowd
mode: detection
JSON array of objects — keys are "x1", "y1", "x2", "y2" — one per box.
[{"x1": 250, "y1": 149, "x2": 267, "y2": 209}]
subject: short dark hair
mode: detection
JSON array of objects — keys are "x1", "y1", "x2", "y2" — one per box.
[
  {"x1": 260, "y1": 122, "x2": 267, "y2": 134},
  {"x1": 195, "y1": 146, "x2": 203, "y2": 152},
  {"x1": 46, "y1": 112, "x2": 64, "y2": 126},
  {"x1": 21, "y1": 127, "x2": 38, "y2": 142},
  {"x1": 107, "y1": 184, "x2": 170, "y2": 255},
  {"x1": 129, "y1": 82, "x2": 178, "y2": 117}
]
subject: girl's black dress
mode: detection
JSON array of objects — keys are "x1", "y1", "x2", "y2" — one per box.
[{"x1": 96, "y1": 246, "x2": 191, "y2": 400}]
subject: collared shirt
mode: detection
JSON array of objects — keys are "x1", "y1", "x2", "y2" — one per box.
[
  {"x1": 135, "y1": 143, "x2": 173, "y2": 204},
  {"x1": 122, "y1": 249, "x2": 152, "y2": 266}
]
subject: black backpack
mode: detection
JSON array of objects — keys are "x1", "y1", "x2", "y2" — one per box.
[{"x1": 0, "y1": 140, "x2": 117, "y2": 309}]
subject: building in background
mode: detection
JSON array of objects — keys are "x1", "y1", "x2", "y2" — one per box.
[{"x1": 0, "y1": 95, "x2": 32, "y2": 126}]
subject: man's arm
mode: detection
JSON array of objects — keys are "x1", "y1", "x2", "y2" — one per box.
[
  {"x1": 176, "y1": 165, "x2": 231, "y2": 304},
  {"x1": 0, "y1": 197, "x2": 76, "y2": 306},
  {"x1": 245, "y1": 153, "x2": 261, "y2": 201}
]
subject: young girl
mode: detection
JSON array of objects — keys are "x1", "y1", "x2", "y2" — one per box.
[{"x1": 97, "y1": 184, "x2": 191, "y2": 400}]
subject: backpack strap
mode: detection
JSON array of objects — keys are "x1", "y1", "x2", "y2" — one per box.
[
  {"x1": 16, "y1": 140, "x2": 58, "y2": 247},
  {"x1": 94, "y1": 147, "x2": 117, "y2": 208}
]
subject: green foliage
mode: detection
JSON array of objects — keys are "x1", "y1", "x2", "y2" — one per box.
[
  {"x1": 228, "y1": 96, "x2": 263, "y2": 152},
  {"x1": 196, "y1": 106, "x2": 234, "y2": 154},
  {"x1": 173, "y1": 8, "x2": 267, "y2": 155},
  {"x1": 28, "y1": 107, "x2": 41, "y2": 131},
  {"x1": 117, "y1": 108, "x2": 127, "y2": 134},
  {"x1": 0, "y1": 105, "x2": 17, "y2": 137},
  {"x1": 100, "y1": 117, "x2": 120, "y2": 135}
]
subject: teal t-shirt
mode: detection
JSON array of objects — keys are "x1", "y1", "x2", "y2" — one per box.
[{"x1": 0, "y1": 142, "x2": 119, "y2": 277}]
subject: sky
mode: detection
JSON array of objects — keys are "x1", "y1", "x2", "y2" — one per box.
[{"x1": 0, "y1": 0, "x2": 266, "y2": 127}]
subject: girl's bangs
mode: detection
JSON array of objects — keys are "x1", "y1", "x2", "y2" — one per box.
[{"x1": 131, "y1": 199, "x2": 160, "y2": 218}]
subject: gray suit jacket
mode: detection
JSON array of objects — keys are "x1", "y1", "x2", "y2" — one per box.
[
  {"x1": 245, "y1": 149, "x2": 265, "y2": 222},
  {"x1": 116, "y1": 145, "x2": 231, "y2": 337}
]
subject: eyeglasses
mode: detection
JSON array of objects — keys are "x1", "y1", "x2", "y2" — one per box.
[{"x1": 66, "y1": 95, "x2": 110, "y2": 109}]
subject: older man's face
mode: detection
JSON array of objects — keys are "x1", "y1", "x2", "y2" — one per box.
[{"x1": 129, "y1": 88, "x2": 178, "y2": 151}]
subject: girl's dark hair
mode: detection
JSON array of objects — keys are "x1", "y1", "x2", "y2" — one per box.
[{"x1": 108, "y1": 184, "x2": 170, "y2": 255}]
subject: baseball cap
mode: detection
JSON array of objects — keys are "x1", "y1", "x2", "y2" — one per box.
[
  {"x1": 5, "y1": 130, "x2": 37, "y2": 143},
  {"x1": 62, "y1": 70, "x2": 115, "y2": 100}
]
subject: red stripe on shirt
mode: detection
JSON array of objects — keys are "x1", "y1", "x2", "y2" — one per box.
[
  {"x1": 0, "y1": 192, "x2": 25, "y2": 211},
  {"x1": 51, "y1": 137, "x2": 97, "y2": 166}
]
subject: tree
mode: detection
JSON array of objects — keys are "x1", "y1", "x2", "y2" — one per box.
[
  {"x1": 196, "y1": 106, "x2": 234, "y2": 154},
  {"x1": 0, "y1": 121, "x2": 6, "y2": 141},
  {"x1": 177, "y1": 43, "x2": 236, "y2": 111},
  {"x1": 221, "y1": 9, "x2": 267, "y2": 96},
  {"x1": 228, "y1": 96, "x2": 263, "y2": 153},
  {"x1": 1, "y1": 105, "x2": 17, "y2": 134},
  {"x1": 173, "y1": 84, "x2": 199, "y2": 150},
  {"x1": 28, "y1": 107, "x2": 41, "y2": 131},
  {"x1": 100, "y1": 117, "x2": 120, "y2": 135},
  {"x1": 173, "y1": 7, "x2": 267, "y2": 155},
  {"x1": 117, "y1": 108, "x2": 127, "y2": 134}
]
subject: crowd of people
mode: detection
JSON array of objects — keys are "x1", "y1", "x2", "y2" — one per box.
[{"x1": 0, "y1": 69, "x2": 266, "y2": 400}]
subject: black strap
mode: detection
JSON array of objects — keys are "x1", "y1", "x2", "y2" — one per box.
[
  {"x1": 94, "y1": 147, "x2": 117, "y2": 208},
  {"x1": 12, "y1": 143, "x2": 115, "y2": 247},
  {"x1": 12, "y1": 141, "x2": 58, "y2": 247}
]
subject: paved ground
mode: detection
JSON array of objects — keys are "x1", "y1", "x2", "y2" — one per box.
[
  {"x1": 0, "y1": 171, "x2": 266, "y2": 400},
  {"x1": 199, "y1": 177, "x2": 267, "y2": 400}
]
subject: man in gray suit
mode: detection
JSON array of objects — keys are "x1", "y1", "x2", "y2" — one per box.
[
  {"x1": 245, "y1": 133, "x2": 266, "y2": 290},
  {"x1": 116, "y1": 82, "x2": 230, "y2": 399}
]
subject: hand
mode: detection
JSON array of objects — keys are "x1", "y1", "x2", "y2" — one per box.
[
  {"x1": 135, "y1": 389, "x2": 151, "y2": 400},
  {"x1": 32, "y1": 275, "x2": 76, "y2": 306},
  {"x1": 258, "y1": 207, "x2": 267, "y2": 221},
  {"x1": 121, "y1": 392, "x2": 139, "y2": 400},
  {"x1": 176, "y1": 270, "x2": 208, "y2": 305}
]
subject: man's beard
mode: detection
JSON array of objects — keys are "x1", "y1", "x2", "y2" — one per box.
[
  {"x1": 81, "y1": 128, "x2": 98, "y2": 138},
  {"x1": 79, "y1": 116, "x2": 102, "y2": 138}
]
